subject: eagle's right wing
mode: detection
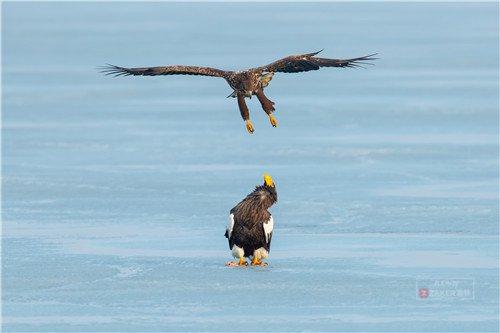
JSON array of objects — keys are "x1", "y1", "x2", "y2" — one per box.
[{"x1": 100, "y1": 64, "x2": 230, "y2": 78}]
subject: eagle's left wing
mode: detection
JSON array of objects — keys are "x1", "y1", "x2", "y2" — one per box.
[
  {"x1": 263, "y1": 215, "x2": 274, "y2": 251},
  {"x1": 224, "y1": 213, "x2": 235, "y2": 250},
  {"x1": 255, "y1": 50, "x2": 377, "y2": 74}
]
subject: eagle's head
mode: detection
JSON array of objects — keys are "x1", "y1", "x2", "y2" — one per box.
[
  {"x1": 260, "y1": 72, "x2": 274, "y2": 88},
  {"x1": 261, "y1": 173, "x2": 277, "y2": 206}
]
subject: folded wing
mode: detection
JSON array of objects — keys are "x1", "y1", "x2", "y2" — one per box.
[
  {"x1": 224, "y1": 213, "x2": 235, "y2": 249},
  {"x1": 263, "y1": 215, "x2": 274, "y2": 250}
]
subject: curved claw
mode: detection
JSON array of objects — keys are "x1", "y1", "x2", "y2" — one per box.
[
  {"x1": 269, "y1": 114, "x2": 278, "y2": 128},
  {"x1": 251, "y1": 258, "x2": 268, "y2": 266},
  {"x1": 251, "y1": 262, "x2": 268, "y2": 267},
  {"x1": 245, "y1": 120, "x2": 255, "y2": 134}
]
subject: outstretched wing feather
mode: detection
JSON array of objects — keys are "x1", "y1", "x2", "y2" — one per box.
[
  {"x1": 99, "y1": 64, "x2": 228, "y2": 78},
  {"x1": 258, "y1": 51, "x2": 378, "y2": 74}
]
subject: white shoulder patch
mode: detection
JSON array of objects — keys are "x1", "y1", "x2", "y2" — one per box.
[
  {"x1": 263, "y1": 215, "x2": 274, "y2": 243},
  {"x1": 226, "y1": 213, "x2": 235, "y2": 238}
]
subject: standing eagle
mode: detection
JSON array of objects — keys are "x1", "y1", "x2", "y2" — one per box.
[
  {"x1": 100, "y1": 50, "x2": 377, "y2": 134},
  {"x1": 225, "y1": 174, "x2": 277, "y2": 267}
]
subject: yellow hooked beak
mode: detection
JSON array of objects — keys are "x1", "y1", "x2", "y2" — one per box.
[{"x1": 263, "y1": 173, "x2": 274, "y2": 187}]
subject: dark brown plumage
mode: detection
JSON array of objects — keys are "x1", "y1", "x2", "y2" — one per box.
[
  {"x1": 100, "y1": 50, "x2": 377, "y2": 134},
  {"x1": 225, "y1": 174, "x2": 277, "y2": 266}
]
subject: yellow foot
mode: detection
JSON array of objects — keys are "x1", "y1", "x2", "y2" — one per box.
[
  {"x1": 269, "y1": 114, "x2": 278, "y2": 127},
  {"x1": 225, "y1": 258, "x2": 248, "y2": 267},
  {"x1": 251, "y1": 258, "x2": 268, "y2": 266},
  {"x1": 245, "y1": 120, "x2": 255, "y2": 134}
]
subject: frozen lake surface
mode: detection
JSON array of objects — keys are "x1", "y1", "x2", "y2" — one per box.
[{"x1": 2, "y1": 2, "x2": 499, "y2": 332}]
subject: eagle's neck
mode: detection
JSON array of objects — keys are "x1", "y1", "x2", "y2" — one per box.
[{"x1": 252, "y1": 185, "x2": 277, "y2": 209}]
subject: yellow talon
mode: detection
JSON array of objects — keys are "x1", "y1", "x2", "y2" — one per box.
[
  {"x1": 269, "y1": 114, "x2": 278, "y2": 127},
  {"x1": 245, "y1": 120, "x2": 255, "y2": 134},
  {"x1": 239, "y1": 258, "x2": 248, "y2": 266},
  {"x1": 251, "y1": 258, "x2": 267, "y2": 266}
]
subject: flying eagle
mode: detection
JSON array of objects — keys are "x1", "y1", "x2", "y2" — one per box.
[
  {"x1": 225, "y1": 174, "x2": 277, "y2": 267},
  {"x1": 100, "y1": 50, "x2": 377, "y2": 134}
]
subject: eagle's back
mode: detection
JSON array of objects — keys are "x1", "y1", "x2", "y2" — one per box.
[
  {"x1": 230, "y1": 213, "x2": 269, "y2": 257},
  {"x1": 229, "y1": 189, "x2": 273, "y2": 256}
]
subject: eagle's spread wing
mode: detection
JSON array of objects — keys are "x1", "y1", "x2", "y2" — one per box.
[
  {"x1": 256, "y1": 50, "x2": 378, "y2": 74},
  {"x1": 100, "y1": 64, "x2": 229, "y2": 78}
]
